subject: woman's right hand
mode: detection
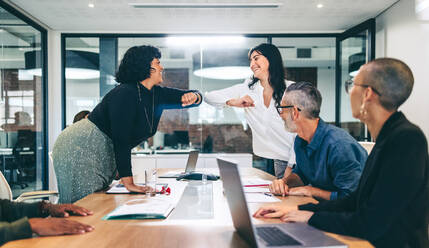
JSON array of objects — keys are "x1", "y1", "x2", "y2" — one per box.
[
  {"x1": 226, "y1": 95, "x2": 255, "y2": 107},
  {"x1": 120, "y1": 176, "x2": 151, "y2": 193}
]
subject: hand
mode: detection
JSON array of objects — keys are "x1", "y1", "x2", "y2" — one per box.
[
  {"x1": 253, "y1": 204, "x2": 297, "y2": 219},
  {"x1": 121, "y1": 176, "x2": 152, "y2": 193},
  {"x1": 28, "y1": 218, "x2": 94, "y2": 236},
  {"x1": 280, "y1": 210, "x2": 314, "y2": 223},
  {"x1": 181, "y1": 92, "x2": 198, "y2": 106},
  {"x1": 269, "y1": 179, "x2": 289, "y2": 197},
  {"x1": 42, "y1": 202, "x2": 93, "y2": 217},
  {"x1": 226, "y1": 95, "x2": 255, "y2": 108},
  {"x1": 288, "y1": 186, "x2": 313, "y2": 197}
]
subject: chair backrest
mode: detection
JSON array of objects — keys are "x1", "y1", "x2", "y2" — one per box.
[
  {"x1": 358, "y1": 141, "x2": 375, "y2": 154},
  {"x1": 48, "y1": 152, "x2": 58, "y2": 193},
  {"x1": 0, "y1": 171, "x2": 13, "y2": 200}
]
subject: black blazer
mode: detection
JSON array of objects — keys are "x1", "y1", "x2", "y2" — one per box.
[{"x1": 299, "y1": 112, "x2": 429, "y2": 248}]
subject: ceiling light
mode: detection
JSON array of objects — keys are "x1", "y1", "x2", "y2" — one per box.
[
  {"x1": 167, "y1": 36, "x2": 245, "y2": 46},
  {"x1": 129, "y1": 2, "x2": 282, "y2": 8},
  {"x1": 25, "y1": 50, "x2": 100, "y2": 80},
  {"x1": 317, "y1": 3, "x2": 323, "y2": 8},
  {"x1": 88, "y1": 3, "x2": 95, "y2": 8},
  {"x1": 193, "y1": 49, "x2": 252, "y2": 80}
]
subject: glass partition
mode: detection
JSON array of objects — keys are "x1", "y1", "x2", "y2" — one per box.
[
  {"x1": 0, "y1": 5, "x2": 46, "y2": 197},
  {"x1": 272, "y1": 37, "x2": 336, "y2": 123}
]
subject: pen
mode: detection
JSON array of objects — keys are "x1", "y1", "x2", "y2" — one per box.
[
  {"x1": 145, "y1": 171, "x2": 147, "y2": 187},
  {"x1": 264, "y1": 192, "x2": 273, "y2": 197}
]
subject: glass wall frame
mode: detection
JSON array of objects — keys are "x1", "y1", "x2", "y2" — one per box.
[{"x1": 0, "y1": 1, "x2": 49, "y2": 195}]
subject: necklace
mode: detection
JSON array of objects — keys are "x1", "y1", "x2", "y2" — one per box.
[{"x1": 137, "y1": 83, "x2": 155, "y2": 133}]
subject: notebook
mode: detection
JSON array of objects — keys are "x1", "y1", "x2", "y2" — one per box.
[{"x1": 102, "y1": 198, "x2": 174, "y2": 220}]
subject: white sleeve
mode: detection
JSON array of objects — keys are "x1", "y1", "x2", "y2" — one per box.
[
  {"x1": 204, "y1": 80, "x2": 250, "y2": 108},
  {"x1": 287, "y1": 136, "x2": 297, "y2": 167}
]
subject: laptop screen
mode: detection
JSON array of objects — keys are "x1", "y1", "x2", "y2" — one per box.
[{"x1": 217, "y1": 158, "x2": 259, "y2": 247}]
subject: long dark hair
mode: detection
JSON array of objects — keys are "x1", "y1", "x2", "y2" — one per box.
[
  {"x1": 115, "y1": 45, "x2": 161, "y2": 85},
  {"x1": 248, "y1": 43, "x2": 286, "y2": 107}
]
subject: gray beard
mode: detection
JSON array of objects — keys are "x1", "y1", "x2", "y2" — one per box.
[{"x1": 283, "y1": 115, "x2": 298, "y2": 133}]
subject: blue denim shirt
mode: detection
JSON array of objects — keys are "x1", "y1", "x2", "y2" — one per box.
[{"x1": 292, "y1": 119, "x2": 367, "y2": 200}]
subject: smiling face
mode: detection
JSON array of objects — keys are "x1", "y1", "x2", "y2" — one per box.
[
  {"x1": 149, "y1": 58, "x2": 164, "y2": 84},
  {"x1": 249, "y1": 51, "x2": 269, "y2": 81}
]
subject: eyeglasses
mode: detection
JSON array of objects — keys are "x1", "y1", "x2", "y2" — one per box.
[
  {"x1": 345, "y1": 79, "x2": 381, "y2": 96},
  {"x1": 276, "y1": 105, "x2": 301, "y2": 115}
]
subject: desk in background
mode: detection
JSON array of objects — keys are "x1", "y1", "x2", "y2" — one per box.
[
  {"x1": 4, "y1": 168, "x2": 373, "y2": 248},
  {"x1": 131, "y1": 153, "x2": 253, "y2": 178}
]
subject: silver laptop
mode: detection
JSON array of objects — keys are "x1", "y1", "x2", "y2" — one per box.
[
  {"x1": 159, "y1": 150, "x2": 199, "y2": 178},
  {"x1": 217, "y1": 158, "x2": 347, "y2": 248}
]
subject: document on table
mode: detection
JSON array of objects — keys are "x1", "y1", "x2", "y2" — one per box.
[
  {"x1": 242, "y1": 178, "x2": 272, "y2": 187},
  {"x1": 103, "y1": 198, "x2": 174, "y2": 220},
  {"x1": 243, "y1": 187, "x2": 270, "y2": 193},
  {"x1": 245, "y1": 193, "x2": 280, "y2": 203},
  {"x1": 106, "y1": 182, "x2": 167, "y2": 194}
]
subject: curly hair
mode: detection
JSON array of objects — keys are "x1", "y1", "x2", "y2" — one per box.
[
  {"x1": 248, "y1": 43, "x2": 286, "y2": 107},
  {"x1": 115, "y1": 45, "x2": 161, "y2": 85}
]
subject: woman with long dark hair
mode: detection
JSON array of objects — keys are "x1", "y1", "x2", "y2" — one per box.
[
  {"x1": 205, "y1": 43, "x2": 295, "y2": 178},
  {"x1": 53, "y1": 45, "x2": 202, "y2": 203}
]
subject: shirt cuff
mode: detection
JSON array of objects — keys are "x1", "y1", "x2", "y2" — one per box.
[
  {"x1": 2, "y1": 217, "x2": 33, "y2": 244},
  {"x1": 330, "y1": 191, "x2": 338, "y2": 200},
  {"x1": 298, "y1": 203, "x2": 319, "y2": 212}
]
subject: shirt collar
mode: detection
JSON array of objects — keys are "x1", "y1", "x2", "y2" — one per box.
[{"x1": 297, "y1": 118, "x2": 326, "y2": 152}]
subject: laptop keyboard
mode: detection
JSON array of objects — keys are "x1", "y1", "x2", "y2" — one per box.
[{"x1": 256, "y1": 226, "x2": 302, "y2": 246}]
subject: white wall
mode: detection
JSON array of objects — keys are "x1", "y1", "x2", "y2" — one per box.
[{"x1": 376, "y1": 0, "x2": 429, "y2": 143}]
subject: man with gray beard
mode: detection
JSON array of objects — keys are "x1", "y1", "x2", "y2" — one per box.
[{"x1": 269, "y1": 82, "x2": 367, "y2": 201}]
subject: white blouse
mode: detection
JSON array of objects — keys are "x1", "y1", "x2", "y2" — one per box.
[{"x1": 205, "y1": 79, "x2": 296, "y2": 165}]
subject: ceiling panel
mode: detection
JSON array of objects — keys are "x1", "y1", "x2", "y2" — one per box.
[{"x1": 8, "y1": 0, "x2": 398, "y2": 32}]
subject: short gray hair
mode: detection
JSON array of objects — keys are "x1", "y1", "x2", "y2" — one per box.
[
  {"x1": 284, "y1": 81, "x2": 322, "y2": 119},
  {"x1": 364, "y1": 58, "x2": 414, "y2": 111}
]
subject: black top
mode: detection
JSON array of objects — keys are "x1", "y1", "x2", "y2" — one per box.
[
  {"x1": 299, "y1": 112, "x2": 429, "y2": 247},
  {"x1": 88, "y1": 83, "x2": 201, "y2": 177}
]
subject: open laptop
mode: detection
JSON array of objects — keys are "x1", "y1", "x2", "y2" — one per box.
[
  {"x1": 159, "y1": 150, "x2": 199, "y2": 178},
  {"x1": 217, "y1": 158, "x2": 347, "y2": 248}
]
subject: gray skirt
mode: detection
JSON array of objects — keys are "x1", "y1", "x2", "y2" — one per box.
[{"x1": 52, "y1": 119, "x2": 117, "y2": 203}]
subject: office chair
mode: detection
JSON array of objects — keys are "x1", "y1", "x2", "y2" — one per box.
[
  {"x1": 9, "y1": 130, "x2": 36, "y2": 189},
  {"x1": 0, "y1": 170, "x2": 58, "y2": 202}
]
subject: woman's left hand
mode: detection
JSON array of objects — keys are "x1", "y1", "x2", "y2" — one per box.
[
  {"x1": 182, "y1": 92, "x2": 198, "y2": 106},
  {"x1": 280, "y1": 210, "x2": 314, "y2": 223}
]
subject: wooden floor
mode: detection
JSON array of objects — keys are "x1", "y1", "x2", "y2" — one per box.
[{"x1": 4, "y1": 168, "x2": 373, "y2": 248}]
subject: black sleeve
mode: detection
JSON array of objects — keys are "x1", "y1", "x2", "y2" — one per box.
[
  {"x1": 157, "y1": 86, "x2": 202, "y2": 110},
  {"x1": 304, "y1": 130, "x2": 428, "y2": 242},
  {"x1": 299, "y1": 190, "x2": 357, "y2": 212},
  {"x1": 108, "y1": 87, "x2": 137, "y2": 177},
  {"x1": 0, "y1": 200, "x2": 43, "y2": 221}
]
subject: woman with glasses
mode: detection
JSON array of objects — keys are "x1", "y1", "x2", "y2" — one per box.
[
  {"x1": 254, "y1": 58, "x2": 429, "y2": 248},
  {"x1": 205, "y1": 43, "x2": 296, "y2": 178},
  {"x1": 53, "y1": 45, "x2": 202, "y2": 203}
]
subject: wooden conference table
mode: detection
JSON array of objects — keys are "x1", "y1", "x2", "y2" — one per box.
[{"x1": 5, "y1": 168, "x2": 373, "y2": 248}]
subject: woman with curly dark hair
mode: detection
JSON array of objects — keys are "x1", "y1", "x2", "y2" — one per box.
[
  {"x1": 205, "y1": 43, "x2": 296, "y2": 179},
  {"x1": 53, "y1": 45, "x2": 202, "y2": 203}
]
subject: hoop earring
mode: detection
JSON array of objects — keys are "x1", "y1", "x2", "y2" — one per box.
[{"x1": 359, "y1": 102, "x2": 368, "y2": 120}]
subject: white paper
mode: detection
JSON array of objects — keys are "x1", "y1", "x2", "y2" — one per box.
[
  {"x1": 245, "y1": 193, "x2": 280, "y2": 203},
  {"x1": 242, "y1": 179, "x2": 272, "y2": 187},
  {"x1": 243, "y1": 187, "x2": 270, "y2": 193},
  {"x1": 106, "y1": 183, "x2": 166, "y2": 194}
]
